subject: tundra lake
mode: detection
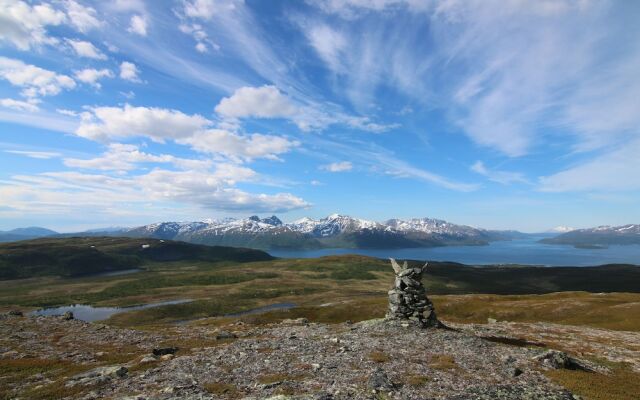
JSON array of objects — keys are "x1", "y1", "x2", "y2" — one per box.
[{"x1": 270, "y1": 236, "x2": 640, "y2": 266}]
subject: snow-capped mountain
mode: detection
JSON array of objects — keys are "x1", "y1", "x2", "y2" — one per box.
[
  {"x1": 121, "y1": 214, "x2": 517, "y2": 250},
  {"x1": 548, "y1": 226, "x2": 575, "y2": 233},
  {"x1": 290, "y1": 214, "x2": 385, "y2": 237},
  {"x1": 541, "y1": 224, "x2": 640, "y2": 246},
  {"x1": 385, "y1": 218, "x2": 483, "y2": 237}
]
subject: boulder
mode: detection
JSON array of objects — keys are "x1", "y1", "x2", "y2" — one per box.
[
  {"x1": 367, "y1": 367, "x2": 395, "y2": 392},
  {"x1": 152, "y1": 347, "x2": 178, "y2": 356},
  {"x1": 215, "y1": 330, "x2": 238, "y2": 340},
  {"x1": 533, "y1": 350, "x2": 600, "y2": 372}
]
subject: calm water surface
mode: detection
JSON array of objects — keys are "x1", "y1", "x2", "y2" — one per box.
[
  {"x1": 29, "y1": 299, "x2": 191, "y2": 322},
  {"x1": 269, "y1": 237, "x2": 640, "y2": 266}
]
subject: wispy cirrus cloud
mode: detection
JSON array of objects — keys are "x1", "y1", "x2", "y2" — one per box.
[
  {"x1": 539, "y1": 139, "x2": 640, "y2": 192},
  {"x1": 320, "y1": 161, "x2": 352, "y2": 172},
  {"x1": 63, "y1": 143, "x2": 211, "y2": 172},
  {"x1": 0, "y1": 167, "x2": 310, "y2": 219},
  {"x1": 470, "y1": 161, "x2": 528, "y2": 185},
  {"x1": 5, "y1": 150, "x2": 61, "y2": 159}
]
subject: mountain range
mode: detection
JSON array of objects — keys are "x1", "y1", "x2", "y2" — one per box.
[
  {"x1": 3, "y1": 217, "x2": 638, "y2": 250},
  {"x1": 120, "y1": 214, "x2": 524, "y2": 250},
  {"x1": 540, "y1": 224, "x2": 640, "y2": 246}
]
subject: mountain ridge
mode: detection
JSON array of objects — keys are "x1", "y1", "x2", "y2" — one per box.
[
  {"x1": 541, "y1": 224, "x2": 640, "y2": 246},
  {"x1": 120, "y1": 214, "x2": 526, "y2": 250}
]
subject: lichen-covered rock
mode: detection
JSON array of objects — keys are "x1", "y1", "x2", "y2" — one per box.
[
  {"x1": 367, "y1": 367, "x2": 395, "y2": 392},
  {"x1": 533, "y1": 350, "x2": 601, "y2": 373}
]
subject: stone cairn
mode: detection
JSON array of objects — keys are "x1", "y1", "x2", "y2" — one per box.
[{"x1": 386, "y1": 258, "x2": 440, "y2": 328}]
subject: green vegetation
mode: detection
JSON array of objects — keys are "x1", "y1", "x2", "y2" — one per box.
[
  {"x1": 421, "y1": 261, "x2": 640, "y2": 294},
  {"x1": 1, "y1": 247, "x2": 639, "y2": 332},
  {"x1": 0, "y1": 236, "x2": 273, "y2": 279}
]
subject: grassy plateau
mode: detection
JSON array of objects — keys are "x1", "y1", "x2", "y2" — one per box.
[{"x1": 1, "y1": 237, "x2": 639, "y2": 399}]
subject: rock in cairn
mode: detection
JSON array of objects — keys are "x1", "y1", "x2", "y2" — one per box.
[{"x1": 386, "y1": 258, "x2": 440, "y2": 328}]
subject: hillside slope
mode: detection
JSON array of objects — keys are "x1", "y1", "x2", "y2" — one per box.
[{"x1": 0, "y1": 237, "x2": 273, "y2": 280}]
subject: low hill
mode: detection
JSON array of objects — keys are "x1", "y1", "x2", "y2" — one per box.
[
  {"x1": 0, "y1": 227, "x2": 58, "y2": 243},
  {"x1": 0, "y1": 237, "x2": 274, "y2": 280}
]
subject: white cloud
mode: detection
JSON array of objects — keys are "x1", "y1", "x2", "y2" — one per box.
[
  {"x1": 120, "y1": 90, "x2": 135, "y2": 99},
  {"x1": 178, "y1": 23, "x2": 218, "y2": 54},
  {"x1": 470, "y1": 161, "x2": 528, "y2": 185},
  {"x1": 119, "y1": 61, "x2": 141, "y2": 82},
  {"x1": 0, "y1": 0, "x2": 66, "y2": 50},
  {"x1": 0, "y1": 167, "x2": 310, "y2": 217},
  {"x1": 215, "y1": 85, "x2": 397, "y2": 133},
  {"x1": 74, "y1": 68, "x2": 114, "y2": 88},
  {"x1": 5, "y1": 150, "x2": 60, "y2": 159},
  {"x1": 64, "y1": 143, "x2": 211, "y2": 171},
  {"x1": 65, "y1": 39, "x2": 107, "y2": 60},
  {"x1": 539, "y1": 140, "x2": 640, "y2": 192},
  {"x1": 311, "y1": 0, "x2": 429, "y2": 17},
  {"x1": 0, "y1": 98, "x2": 40, "y2": 112},
  {"x1": 0, "y1": 56, "x2": 76, "y2": 98},
  {"x1": 306, "y1": 24, "x2": 346, "y2": 72},
  {"x1": 320, "y1": 161, "x2": 353, "y2": 172},
  {"x1": 74, "y1": 104, "x2": 298, "y2": 161},
  {"x1": 215, "y1": 85, "x2": 298, "y2": 119},
  {"x1": 182, "y1": 0, "x2": 242, "y2": 20},
  {"x1": 109, "y1": 0, "x2": 146, "y2": 13},
  {"x1": 63, "y1": 0, "x2": 102, "y2": 33},
  {"x1": 128, "y1": 14, "x2": 147, "y2": 36},
  {"x1": 180, "y1": 129, "x2": 299, "y2": 162},
  {"x1": 76, "y1": 104, "x2": 210, "y2": 142}
]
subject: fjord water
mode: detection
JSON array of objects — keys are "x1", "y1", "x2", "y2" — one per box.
[{"x1": 269, "y1": 236, "x2": 640, "y2": 266}]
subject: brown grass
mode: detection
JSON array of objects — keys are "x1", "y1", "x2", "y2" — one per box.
[
  {"x1": 404, "y1": 374, "x2": 430, "y2": 386},
  {"x1": 0, "y1": 358, "x2": 93, "y2": 400},
  {"x1": 544, "y1": 362, "x2": 640, "y2": 400},
  {"x1": 203, "y1": 382, "x2": 239, "y2": 397},
  {"x1": 428, "y1": 354, "x2": 458, "y2": 371},
  {"x1": 369, "y1": 351, "x2": 391, "y2": 363},
  {"x1": 432, "y1": 292, "x2": 640, "y2": 332}
]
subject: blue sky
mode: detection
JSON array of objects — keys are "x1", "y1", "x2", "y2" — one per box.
[{"x1": 1, "y1": 0, "x2": 639, "y2": 232}]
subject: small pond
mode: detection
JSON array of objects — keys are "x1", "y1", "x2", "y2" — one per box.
[{"x1": 29, "y1": 299, "x2": 191, "y2": 322}]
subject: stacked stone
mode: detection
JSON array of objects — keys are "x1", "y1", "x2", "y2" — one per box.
[{"x1": 386, "y1": 258, "x2": 440, "y2": 328}]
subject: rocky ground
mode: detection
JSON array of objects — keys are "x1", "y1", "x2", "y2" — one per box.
[
  {"x1": 453, "y1": 321, "x2": 640, "y2": 373},
  {"x1": 3, "y1": 312, "x2": 629, "y2": 399}
]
